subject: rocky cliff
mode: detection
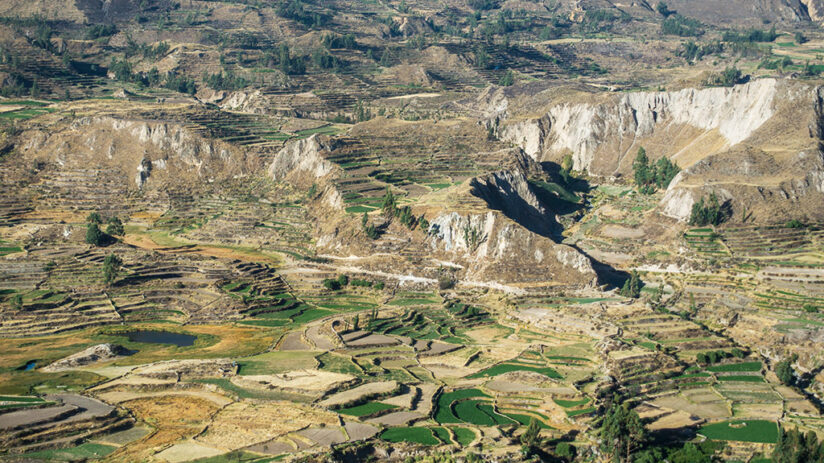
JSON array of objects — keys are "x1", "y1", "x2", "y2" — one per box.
[{"x1": 496, "y1": 78, "x2": 824, "y2": 222}]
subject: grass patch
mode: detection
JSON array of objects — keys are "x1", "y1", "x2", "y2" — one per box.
[
  {"x1": 381, "y1": 427, "x2": 439, "y2": 446},
  {"x1": 699, "y1": 420, "x2": 778, "y2": 443},
  {"x1": 431, "y1": 426, "x2": 452, "y2": 444},
  {"x1": 434, "y1": 389, "x2": 490, "y2": 424},
  {"x1": 706, "y1": 362, "x2": 762, "y2": 373},
  {"x1": 553, "y1": 398, "x2": 590, "y2": 408},
  {"x1": 467, "y1": 362, "x2": 562, "y2": 379},
  {"x1": 454, "y1": 399, "x2": 495, "y2": 426},
  {"x1": 566, "y1": 407, "x2": 596, "y2": 417},
  {"x1": 450, "y1": 427, "x2": 476, "y2": 446},
  {"x1": 193, "y1": 378, "x2": 311, "y2": 403},
  {"x1": 338, "y1": 402, "x2": 397, "y2": 417}
]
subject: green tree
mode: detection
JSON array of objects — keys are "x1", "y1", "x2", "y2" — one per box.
[
  {"x1": 381, "y1": 187, "x2": 396, "y2": 216},
  {"x1": 103, "y1": 253, "x2": 122, "y2": 285},
  {"x1": 689, "y1": 192, "x2": 726, "y2": 226},
  {"x1": 561, "y1": 153, "x2": 574, "y2": 173},
  {"x1": 600, "y1": 402, "x2": 646, "y2": 462},
  {"x1": 620, "y1": 271, "x2": 642, "y2": 298},
  {"x1": 10, "y1": 294, "x2": 22, "y2": 310},
  {"x1": 633, "y1": 147, "x2": 651, "y2": 186},
  {"x1": 520, "y1": 418, "x2": 541, "y2": 448},
  {"x1": 85, "y1": 223, "x2": 105, "y2": 246},
  {"x1": 656, "y1": 1, "x2": 674, "y2": 17},
  {"x1": 776, "y1": 355, "x2": 797, "y2": 386},
  {"x1": 499, "y1": 70, "x2": 514, "y2": 86},
  {"x1": 106, "y1": 217, "x2": 124, "y2": 236},
  {"x1": 86, "y1": 212, "x2": 102, "y2": 224}
]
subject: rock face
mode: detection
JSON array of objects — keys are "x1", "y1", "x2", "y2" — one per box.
[
  {"x1": 496, "y1": 78, "x2": 824, "y2": 223},
  {"x1": 469, "y1": 168, "x2": 559, "y2": 238},
  {"x1": 43, "y1": 343, "x2": 132, "y2": 371},
  {"x1": 268, "y1": 135, "x2": 337, "y2": 182},
  {"x1": 500, "y1": 78, "x2": 781, "y2": 175},
  {"x1": 20, "y1": 116, "x2": 248, "y2": 190},
  {"x1": 427, "y1": 209, "x2": 596, "y2": 286}
]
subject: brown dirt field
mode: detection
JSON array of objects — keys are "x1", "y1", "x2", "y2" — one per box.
[
  {"x1": 343, "y1": 422, "x2": 380, "y2": 441},
  {"x1": 319, "y1": 381, "x2": 398, "y2": 408},
  {"x1": 123, "y1": 232, "x2": 281, "y2": 265},
  {"x1": 197, "y1": 401, "x2": 338, "y2": 449},
  {"x1": 107, "y1": 396, "x2": 220, "y2": 462}
]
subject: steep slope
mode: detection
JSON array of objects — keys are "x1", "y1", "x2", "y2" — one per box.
[{"x1": 496, "y1": 78, "x2": 824, "y2": 222}]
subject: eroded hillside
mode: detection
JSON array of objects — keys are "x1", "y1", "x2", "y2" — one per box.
[{"x1": 0, "y1": 1, "x2": 823, "y2": 462}]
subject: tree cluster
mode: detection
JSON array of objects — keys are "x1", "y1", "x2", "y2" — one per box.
[
  {"x1": 619, "y1": 270, "x2": 642, "y2": 298},
  {"x1": 688, "y1": 193, "x2": 728, "y2": 226},
  {"x1": 632, "y1": 147, "x2": 680, "y2": 193},
  {"x1": 103, "y1": 253, "x2": 122, "y2": 285},
  {"x1": 323, "y1": 274, "x2": 349, "y2": 291},
  {"x1": 661, "y1": 14, "x2": 704, "y2": 37},
  {"x1": 705, "y1": 66, "x2": 743, "y2": 87},
  {"x1": 722, "y1": 26, "x2": 778, "y2": 43},
  {"x1": 696, "y1": 348, "x2": 746, "y2": 365},
  {"x1": 774, "y1": 427, "x2": 824, "y2": 463},
  {"x1": 776, "y1": 354, "x2": 798, "y2": 386},
  {"x1": 85, "y1": 213, "x2": 124, "y2": 247},
  {"x1": 203, "y1": 71, "x2": 248, "y2": 91}
]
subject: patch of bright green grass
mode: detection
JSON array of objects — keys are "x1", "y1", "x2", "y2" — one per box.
[
  {"x1": 453, "y1": 400, "x2": 495, "y2": 426},
  {"x1": 553, "y1": 398, "x2": 590, "y2": 408},
  {"x1": 477, "y1": 403, "x2": 517, "y2": 425},
  {"x1": 467, "y1": 362, "x2": 562, "y2": 379},
  {"x1": 706, "y1": 362, "x2": 762, "y2": 373},
  {"x1": 500, "y1": 412, "x2": 551, "y2": 428},
  {"x1": 450, "y1": 427, "x2": 475, "y2": 446},
  {"x1": 381, "y1": 427, "x2": 439, "y2": 446},
  {"x1": 699, "y1": 420, "x2": 778, "y2": 443},
  {"x1": 338, "y1": 402, "x2": 397, "y2": 417},
  {"x1": 434, "y1": 389, "x2": 490, "y2": 424},
  {"x1": 431, "y1": 426, "x2": 452, "y2": 444},
  {"x1": 566, "y1": 407, "x2": 596, "y2": 417}
]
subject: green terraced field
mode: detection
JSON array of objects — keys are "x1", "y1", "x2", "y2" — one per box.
[
  {"x1": 699, "y1": 420, "x2": 779, "y2": 443},
  {"x1": 338, "y1": 402, "x2": 397, "y2": 416},
  {"x1": 434, "y1": 389, "x2": 490, "y2": 424},
  {"x1": 381, "y1": 427, "x2": 440, "y2": 446},
  {"x1": 467, "y1": 362, "x2": 562, "y2": 379}
]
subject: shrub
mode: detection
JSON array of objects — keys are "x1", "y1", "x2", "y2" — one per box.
[
  {"x1": 661, "y1": 15, "x2": 703, "y2": 37},
  {"x1": 722, "y1": 27, "x2": 778, "y2": 43},
  {"x1": 705, "y1": 66, "x2": 743, "y2": 87},
  {"x1": 775, "y1": 355, "x2": 796, "y2": 386},
  {"x1": 688, "y1": 192, "x2": 727, "y2": 226},
  {"x1": 499, "y1": 70, "x2": 514, "y2": 87},
  {"x1": 656, "y1": 1, "x2": 674, "y2": 17},
  {"x1": 203, "y1": 71, "x2": 248, "y2": 91},
  {"x1": 85, "y1": 223, "x2": 106, "y2": 246},
  {"x1": 323, "y1": 278, "x2": 342, "y2": 291},
  {"x1": 337, "y1": 275, "x2": 349, "y2": 287},
  {"x1": 85, "y1": 24, "x2": 117, "y2": 40},
  {"x1": 619, "y1": 271, "x2": 642, "y2": 298},
  {"x1": 785, "y1": 219, "x2": 804, "y2": 229},
  {"x1": 373, "y1": 281, "x2": 385, "y2": 290},
  {"x1": 103, "y1": 253, "x2": 122, "y2": 285},
  {"x1": 106, "y1": 217, "x2": 124, "y2": 236},
  {"x1": 86, "y1": 212, "x2": 102, "y2": 224}
]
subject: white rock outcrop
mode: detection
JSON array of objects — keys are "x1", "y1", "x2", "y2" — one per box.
[
  {"x1": 501, "y1": 79, "x2": 779, "y2": 172},
  {"x1": 268, "y1": 135, "x2": 337, "y2": 182}
]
